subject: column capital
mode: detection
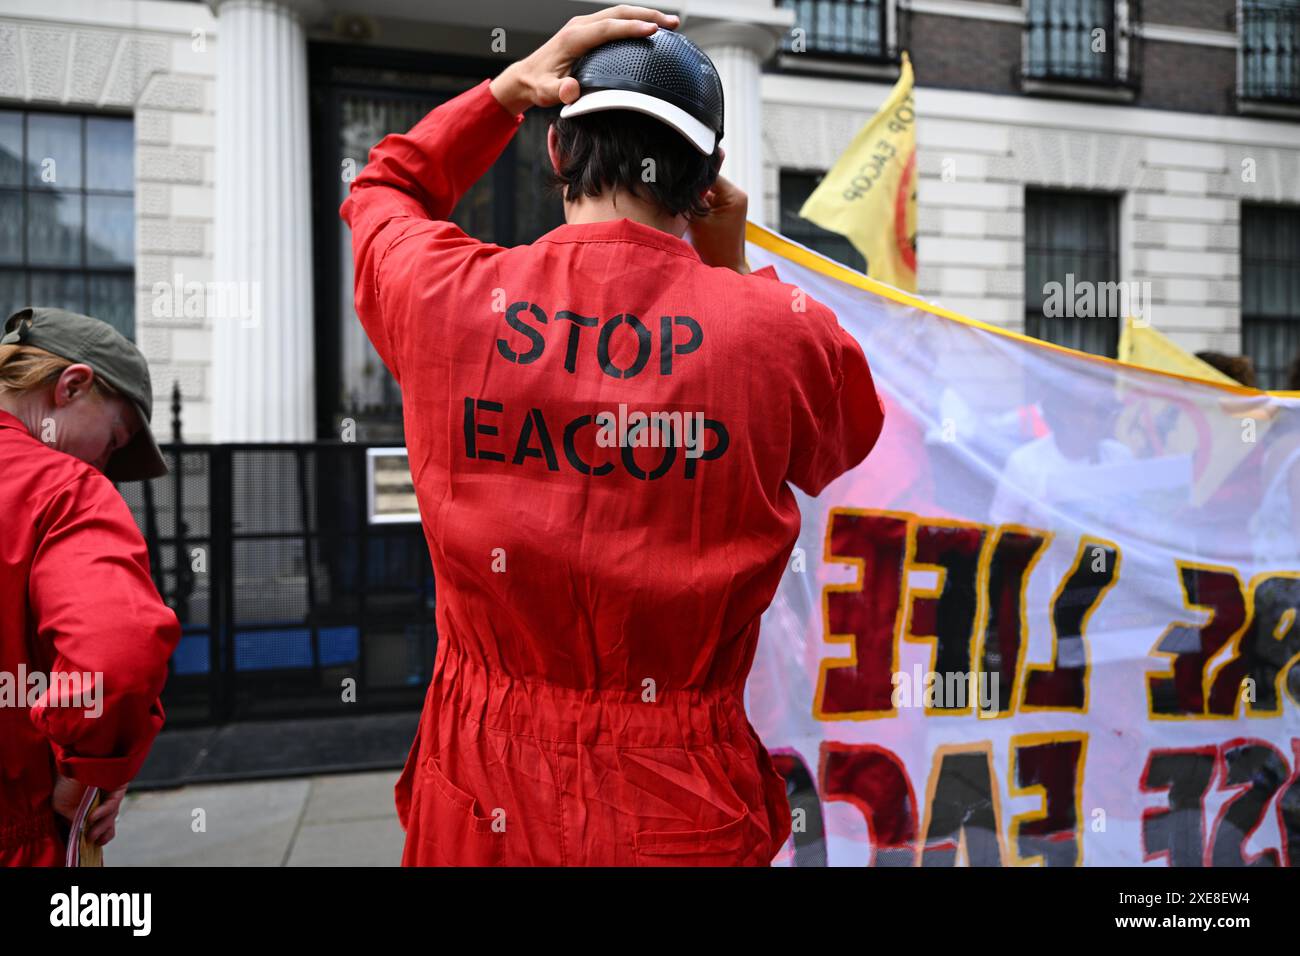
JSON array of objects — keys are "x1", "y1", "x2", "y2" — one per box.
[
  {"x1": 206, "y1": 0, "x2": 326, "y2": 22},
  {"x1": 683, "y1": 17, "x2": 790, "y2": 63}
]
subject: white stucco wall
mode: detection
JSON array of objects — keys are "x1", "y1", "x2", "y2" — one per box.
[
  {"x1": 763, "y1": 72, "x2": 1300, "y2": 357},
  {"x1": 4, "y1": 0, "x2": 1295, "y2": 448},
  {"x1": 0, "y1": 0, "x2": 218, "y2": 439}
]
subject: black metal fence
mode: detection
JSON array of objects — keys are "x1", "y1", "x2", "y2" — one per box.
[
  {"x1": 778, "y1": 0, "x2": 895, "y2": 61},
  {"x1": 1021, "y1": 0, "x2": 1141, "y2": 90},
  {"x1": 119, "y1": 441, "x2": 436, "y2": 727},
  {"x1": 1241, "y1": 1, "x2": 1300, "y2": 103}
]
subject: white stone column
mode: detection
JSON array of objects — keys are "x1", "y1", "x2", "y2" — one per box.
[
  {"x1": 684, "y1": 20, "x2": 782, "y2": 226},
  {"x1": 210, "y1": 0, "x2": 316, "y2": 441}
]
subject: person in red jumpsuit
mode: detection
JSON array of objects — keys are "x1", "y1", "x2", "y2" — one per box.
[
  {"x1": 0, "y1": 307, "x2": 179, "y2": 866},
  {"x1": 342, "y1": 5, "x2": 884, "y2": 866}
]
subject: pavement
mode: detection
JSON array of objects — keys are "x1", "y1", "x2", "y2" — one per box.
[{"x1": 108, "y1": 769, "x2": 405, "y2": 866}]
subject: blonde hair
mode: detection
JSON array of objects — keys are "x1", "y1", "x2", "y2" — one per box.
[{"x1": 0, "y1": 344, "x2": 119, "y2": 399}]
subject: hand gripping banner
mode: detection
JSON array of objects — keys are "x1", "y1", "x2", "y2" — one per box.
[{"x1": 744, "y1": 222, "x2": 1300, "y2": 867}]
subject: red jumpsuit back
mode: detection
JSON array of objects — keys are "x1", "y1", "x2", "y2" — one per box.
[{"x1": 342, "y1": 80, "x2": 884, "y2": 865}]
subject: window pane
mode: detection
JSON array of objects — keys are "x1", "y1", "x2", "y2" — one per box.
[
  {"x1": 26, "y1": 113, "x2": 82, "y2": 190},
  {"x1": 1242, "y1": 0, "x2": 1300, "y2": 101},
  {"x1": 1025, "y1": 189, "x2": 1119, "y2": 357},
  {"x1": 778, "y1": 0, "x2": 885, "y2": 58},
  {"x1": 779, "y1": 170, "x2": 867, "y2": 272},
  {"x1": 27, "y1": 191, "x2": 83, "y2": 266},
  {"x1": 1242, "y1": 204, "x2": 1300, "y2": 388},
  {"x1": 337, "y1": 91, "x2": 444, "y2": 434},
  {"x1": 0, "y1": 190, "x2": 20, "y2": 264},
  {"x1": 87, "y1": 273, "x2": 134, "y2": 339},
  {"x1": 0, "y1": 111, "x2": 21, "y2": 187},
  {"x1": 86, "y1": 194, "x2": 134, "y2": 266},
  {"x1": 29, "y1": 270, "x2": 85, "y2": 312},
  {"x1": 0, "y1": 269, "x2": 25, "y2": 318},
  {"x1": 511, "y1": 108, "x2": 565, "y2": 244},
  {"x1": 2, "y1": 109, "x2": 134, "y2": 341},
  {"x1": 1026, "y1": 0, "x2": 1115, "y2": 81},
  {"x1": 86, "y1": 117, "x2": 133, "y2": 192}
]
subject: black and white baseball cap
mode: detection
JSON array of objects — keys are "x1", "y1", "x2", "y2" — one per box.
[{"x1": 559, "y1": 28, "x2": 724, "y2": 154}]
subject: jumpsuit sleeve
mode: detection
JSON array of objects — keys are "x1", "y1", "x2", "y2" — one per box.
[
  {"x1": 26, "y1": 472, "x2": 181, "y2": 791},
  {"x1": 787, "y1": 302, "x2": 886, "y2": 497},
  {"x1": 339, "y1": 78, "x2": 524, "y2": 379}
]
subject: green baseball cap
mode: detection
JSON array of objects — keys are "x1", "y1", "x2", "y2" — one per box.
[{"x1": 1, "y1": 307, "x2": 167, "y2": 481}]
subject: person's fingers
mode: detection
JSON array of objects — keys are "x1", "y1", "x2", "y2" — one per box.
[
  {"x1": 579, "y1": 6, "x2": 679, "y2": 28},
  {"x1": 565, "y1": 16, "x2": 659, "y2": 55},
  {"x1": 557, "y1": 75, "x2": 581, "y2": 105},
  {"x1": 91, "y1": 821, "x2": 116, "y2": 846}
]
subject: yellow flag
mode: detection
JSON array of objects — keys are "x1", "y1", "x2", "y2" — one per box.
[
  {"x1": 1116, "y1": 317, "x2": 1270, "y2": 505},
  {"x1": 798, "y1": 52, "x2": 916, "y2": 291},
  {"x1": 1117, "y1": 317, "x2": 1239, "y2": 386}
]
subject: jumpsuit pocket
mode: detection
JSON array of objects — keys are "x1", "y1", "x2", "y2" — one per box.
[
  {"x1": 633, "y1": 806, "x2": 753, "y2": 866},
  {"x1": 417, "y1": 751, "x2": 506, "y2": 866}
]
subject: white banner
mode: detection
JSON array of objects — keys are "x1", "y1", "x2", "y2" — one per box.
[{"x1": 745, "y1": 224, "x2": 1300, "y2": 867}]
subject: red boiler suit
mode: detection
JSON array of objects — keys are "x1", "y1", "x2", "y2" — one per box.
[
  {"x1": 341, "y1": 79, "x2": 885, "y2": 866},
  {"x1": 0, "y1": 410, "x2": 179, "y2": 866}
]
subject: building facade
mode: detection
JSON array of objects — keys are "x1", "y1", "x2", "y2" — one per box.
[
  {"x1": 4, "y1": 0, "x2": 1299, "y2": 736},
  {"x1": 2, "y1": 0, "x2": 1297, "y2": 451}
]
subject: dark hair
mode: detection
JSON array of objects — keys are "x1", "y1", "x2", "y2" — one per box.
[
  {"x1": 1195, "y1": 350, "x2": 1258, "y2": 388},
  {"x1": 549, "y1": 111, "x2": 721, "y2": 220}
]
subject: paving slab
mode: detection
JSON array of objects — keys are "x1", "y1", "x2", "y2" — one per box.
[
  {"x1": 286, "y1": 816, "x2": 405, "y2": 867},
  {"x1": 301, "y1": 769, "x2": 401, "y2": 825},
  {"x1": 111, "y1": 777, "x2": 312, "y2": 867}
]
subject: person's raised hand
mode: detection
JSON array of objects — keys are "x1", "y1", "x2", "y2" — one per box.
[
  {"x1": 688, "y1": 169, "x2": 750, "y2": 275},
  {"x1": 490, "y1": 6, "x2": 680, "y2": 115}
]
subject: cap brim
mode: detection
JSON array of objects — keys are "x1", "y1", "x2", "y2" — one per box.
[
  {"x1": 559, "y1": 89, "x2": 716, "y2": 154},
  {"x1": 105, "y1": 400, "x2": 167, "y2": 482}
]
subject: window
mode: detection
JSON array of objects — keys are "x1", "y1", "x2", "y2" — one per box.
[
  {"x1": 1240, "y1": 0, "x2": 1300, "y2": 103},
  {"x1": 1024, "y1": 189, "x2": 1120, "y2": 357},
  {"x1": 311, "y1": 48, "x2": 565, "y2": 442},
  {"x1": 0, "y1": 110, "x2": 135, "y2": 338},
  {"x1": 1241, "y1": 204, "x2": 1300, "y2": 389},
  {"x1": 1023, "y1": 0, "x2": 1137, "y2": 88},
  {"x1": 777, "y1": 0, "x2": 893, "y2": 61},
  {"x1": 779, "y1": 171, "x2": 867, "y2": 273}
]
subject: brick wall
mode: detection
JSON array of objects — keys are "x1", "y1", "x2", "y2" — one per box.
[
  {"x1": 1143, "y1": 0, "x2": 1235, "y2": 31},
  {"x1": 1139, "y1": 40, "x2": 1238, "y2": 114},
  {"x1": 901, "y1": 3, "x2": 1245, "y2": 117},
  {"x1": 908, "y1": 12, "x2": 1021, "y2": 95}
]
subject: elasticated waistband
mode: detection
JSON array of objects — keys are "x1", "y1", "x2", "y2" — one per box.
[
  {"x1": 0, "y1": 807, "x2": 60, "y2": 853},
  {"x1": 435, "y1": 638, "x2": 754, "y2": 749}
]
